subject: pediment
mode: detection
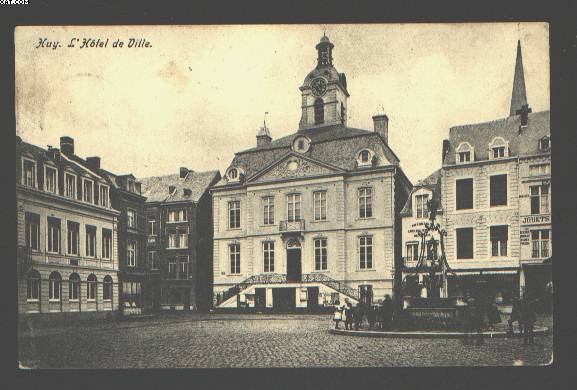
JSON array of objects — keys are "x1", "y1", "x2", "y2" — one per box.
[{"x1": 249, "y1": 153, "x2": 343, "y2": 183}]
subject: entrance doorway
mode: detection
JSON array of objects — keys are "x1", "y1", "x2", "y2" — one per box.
[
  {"x1": 287, "y1": 249, "x2": 302, "y2": 282},
  {"x1": 273, "y1": 288, "x2": 296, "y2": 312},
  {"x1": 307, "y1": 287, "x2": 319, "y2": 311},
  {"x1": 255, "y1": 288, "x2": 266, "y2": 310}
]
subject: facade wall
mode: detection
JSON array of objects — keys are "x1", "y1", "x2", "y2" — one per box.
[
  {"x1": 441, "y1": 158, "x2": 520, "y2": 271},
  {"x1": 518, "y1": 155, "x2": 552, "y2": 264},
  {"x1": 213, "y1": 169, "x2": 398, "y2": 302},
  {"x1": 17, "y1": 188, "x2": 120, "y2": 315}
]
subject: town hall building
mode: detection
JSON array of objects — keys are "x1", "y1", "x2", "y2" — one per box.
[{"x1": 211, "y1": 35, "x2": 412, "y2": 312}]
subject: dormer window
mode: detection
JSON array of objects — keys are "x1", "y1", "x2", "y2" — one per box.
[
  {"x1": 456, "y1": 142, "x2": 474, "y2": 164},
  {"x1": 99, "y1": 185, "x2": 109, "y2": 208},
  {"x1": 83, "y1": 178, "x2": 93, "y2": 203},
  {"x1": 357, "y1": 149, "x2": 375, "y2": 167},
  {"x1": 489, "y1": 137, "x2": 509, "y2": 159},
  {"x1": 22, "y1": 158, "x2": 36, "y2": 188},
  {"x1": 44, "y1": 165, "x2": 58, "y2": 194},
  {"x1": 229, "y1": 169, "x2": 238, "y2": 180},
  {"x1": 127, "y1": 178, "x2": 135, "y2": 193},
  {"x1": 539, "y1": 136, "x2": 550, "y2": 152},
  {"x1": 65, "y1": 172, "x2": 77, "y2": 199},
  {"x1": 292, "y1": 136, "x2": 311, "y2": 153}
]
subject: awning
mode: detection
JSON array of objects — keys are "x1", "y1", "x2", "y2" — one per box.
[{"x1": 451, "y1": 269, "x2": 518, "y2": 276}]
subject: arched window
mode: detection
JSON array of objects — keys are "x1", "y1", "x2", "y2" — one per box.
[
  {"x1": 103, "y1": 275, "x2": 113, "y2": 301},
  {"x1": 69, "y1": 273, "x2": 80, "y2": 301},
  {"x1": 49, "y1": 271, "x2": 62, "y2": 301},
  {"x1": 314, "y1": 98, "x2": 324, "y2": 124},
  {"x1": 87, "y1": 274, "x2": 97, "y2": 301},
  {"x1": 26, "y1": 270, "x2": 41, "y2": 301},
  {"x1": 360, "y1": 150, "x2": 370, "y2": 163},
  {"x1": 228, "y1": 168, "x2": 237, "y2": 180},
  {"x1": 357, "y1": 149, "x2": 375, "y2": 167}
]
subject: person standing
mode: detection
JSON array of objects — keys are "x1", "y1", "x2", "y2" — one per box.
[
  {"x1": 343, "y1": 300, "x2": 352, "y2": 330},
  {"x1": 333, "y1": 303, "x2": 343, "y2": 329},
  {"x1": 521, "y1": 296, "x2": 537, "y2": 345}
]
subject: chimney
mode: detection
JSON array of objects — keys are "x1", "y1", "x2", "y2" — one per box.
[
  {"x1": 183, "y1": 188, "x2": 192, "y2": 197},
  {"x1": 179, "y1": 167, "x2": 189, "y2": 179},
  {"x1": 372, "y1": 114, "x2": 389, "y2": 144},
  {"x1": 60, "y1": 136, "x2": 74, "y2": 156},
  {"x1": 256, "y1": 123, "x2": 272, "y2": 148},
  {"x1": 169, "y1": 185, "x2": 176, "y2": 194},
  {"x1": 442, "y1": 139, "x2": 450, "y2": 163},
  {"x1": 86, "y1": 156, "x2": 101, "y2": 170}
]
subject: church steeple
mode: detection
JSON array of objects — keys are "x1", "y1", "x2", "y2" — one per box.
[{"x1": 509, "y1": 40, "x2": 529, "y2": 117}]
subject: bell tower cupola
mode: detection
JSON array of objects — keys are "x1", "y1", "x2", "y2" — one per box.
[{"x1": 299, "y1": 34, "x2": 350, "y2": 131}]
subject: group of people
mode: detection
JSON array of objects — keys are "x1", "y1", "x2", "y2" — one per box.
[{"x1": 333, "y1": 296, "x2": 394, "y2": 331}]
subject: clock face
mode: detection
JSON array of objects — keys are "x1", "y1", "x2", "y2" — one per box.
[{"x1": 311, "y1": 77, "x2": 327, "y2": 97}]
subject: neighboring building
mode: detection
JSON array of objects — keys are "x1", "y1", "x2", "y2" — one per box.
[
  {"x1": 211, "y1": 35, "x2": 412, "y2": 312},
  {"x1": 399, "y1": 169, "x2": 444, "y2": 297},
  {"x1": 140, "y1": 167, "x2": 221, "y2": 311},
  {"x1": 439, "y1": 41, "x2": 550, "y2": 303},
  {"x1": 98, "y1": 172, "x2": 148, "y2": 314},
  {"x1": 17, "y1": 136, "x2": 120, "y2": 317}
]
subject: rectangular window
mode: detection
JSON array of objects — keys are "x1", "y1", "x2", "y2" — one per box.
[
  {"x1": 179, "y1": 209, "x2": 187, "y2": 222},
  {"x1": 490, "y1": 174, "x2": 508, "y2": 207},
  {"x1": 456, "y1": 178, "x2": 473, "y2": 210},
  {"x1": 456, "y1": 227, "x2": 474, "y2": 259},
  {"x1": 406, "y1": 242, "x2": 419, "y2": 261},
  {"x1": 358, "y1": 188, "x2": 373, "y2": 218},
  {"x1": 263, "y1": 242, "x2": 275, "y2": 273},
  {"x1": 458, "y1": 151, "x2": 471, "y2": 163},
  {"x1": 149, "y1": 251, "x2": 157, "y2": 269},
  {"x1": 127, "y1": 241, "x2": 137, "y2": 267},
  {"x1": 102, "y1": 229, "x2": 112, "y2": 259},
  {"x1": 85, "y1": 225, "x2": 96, "y2": 257},
  {"x1": 128, "y1": 179, "x2": 135, "y2": 193},
  {"x1": 490, "y1": 225, "x2": 508, "y2": 257},
  {"x1": 426, "y1": 240, "x2": 439, "y2": 260},
  {"x1": 83, "y1": 179, "x2": 93, "y2": 203},
  {"x1": 25, "y1": 212, "x2": 40, "y2": 251},
  {"x1": 168, "y1": 228, "x2": 177, "y2": 248},
  {"x1": 45, "y1": 166, "x2": 57, "y2": 193},
  {"x1": 47, "y1": 217, "x2": 61, "y2": 253},
  {"x1": 99, "y1": 185, "x2": 109, "y2": 207},
  {"x1": 287, "y1": 194, "x2": 301, "y2": 222},
  {"x1": 493, "y1": 147, "x2": 505, "y2": 158},
  {"x1": 179, "y1": 256, "x2": 189, "y2": 279},
  {"x1": 415, "y1": 194, "x2": 429, "y2": 219},
  {"x1": 178, "y1": 227, "x2": 188, "y2": 248},
  {"x1": 168, "y1": 259, "x2": 177, "y2": 279},
  {"x1": 167, "y1": 209, "x2": 187, "y2": 222},
  {"x1": 313, "y1": 191, "x2": 327, "y2": 221},
  {"x1": 65, "y1": 173, "x2": 76, "y2": 199},
  {"x1": 23, "y1": 159, "x2": 36, "y2": 187},
  {"x1": 531, "y1": 230, "x2": 550, "y2": 258},
  {"x1": 530, "y1": 185, "x2": 549, "y2": 215},
  {"x1": 263, "y1": 197, "x2": 275, "y2": 225},
  {"x1": 127, "y1": 208, "x2": 136, "y2": 229},
  {"x1": 529, "y1": 164, "x2": 550, "y2": 176},
  {"x1": 359, "y1": 236, "x2": 373, "y2": 269},
  {"x1": 148, "y1": 216, "x2": 156, "y2": 235},
  {"x1": 67, "y1": 221, "x2": 80, "y2": 255},
  {"x1": 314, "y1": 238, "x2": 328, "y2": 271},
  {"x1": 230, "y1": 244, "x2": 240, "y2": 274},
  {"x1": 229, "y1": 201, "x2": 241, "y2": 229}
]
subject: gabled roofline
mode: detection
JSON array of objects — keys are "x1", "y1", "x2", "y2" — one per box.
[{"x1": 247, "y1": 150, "x2": 346, "y2": 182}]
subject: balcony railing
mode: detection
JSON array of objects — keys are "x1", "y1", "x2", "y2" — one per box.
[{"x1": 279, "y1": 219, "x2": 305, "y2": 233}]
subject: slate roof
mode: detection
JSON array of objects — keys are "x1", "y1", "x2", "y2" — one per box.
[
  {"x1": 400, "y1": 169, "x2": 442, "y2": 217},
  {"x1": 140, "y1": 170, "x2": 220, "y2": 203},
  {"x1": 214, "y1": 124, "x2": 402, "y2": 187},
  {"x1": 443, "y1": 110, "x2": 550, "y2": 165}
]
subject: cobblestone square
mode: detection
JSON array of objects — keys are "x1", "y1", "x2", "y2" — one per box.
[{"x1": 18, "y1": 313, "x2": 553, "y2": 368}]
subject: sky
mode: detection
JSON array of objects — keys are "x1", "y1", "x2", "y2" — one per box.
[{"x1": 15, "y1": 23, "x2": 549, "y2": 183}]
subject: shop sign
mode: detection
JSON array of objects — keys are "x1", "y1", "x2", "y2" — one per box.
[
  {"x1": 520, "y1": 230, "x2": 531, "y2": 245},
  {"x1": 521, "y1": 215, "x2": 550, "y2": 224}
]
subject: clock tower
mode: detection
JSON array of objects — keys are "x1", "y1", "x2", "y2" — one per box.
[{"x1": 298, "y1": 34, "x2": 350, "y2": 131}]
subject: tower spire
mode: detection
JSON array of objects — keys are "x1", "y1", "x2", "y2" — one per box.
[{"x1": 509, "y1": 40, "x2": 528, "y2": 116}]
